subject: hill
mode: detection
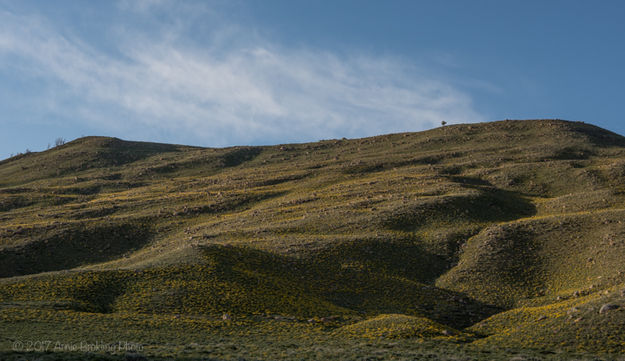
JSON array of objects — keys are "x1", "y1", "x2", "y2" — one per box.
[{"x1": 2, "y1": 119, "x2": 625, "y2": 360}]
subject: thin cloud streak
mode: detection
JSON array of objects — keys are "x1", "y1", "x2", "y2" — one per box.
[{"x1": 0, "y1": 7, "x2": 483, "y2": 146}]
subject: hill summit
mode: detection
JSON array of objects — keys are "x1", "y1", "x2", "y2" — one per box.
[{"x1": 2, "y1": 119, "x2": 625, "y2": 358}]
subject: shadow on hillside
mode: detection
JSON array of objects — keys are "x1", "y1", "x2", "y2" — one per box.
[
  {"x1": 220, "y1": 147, "x2": 263, "y2": 167},
  {"x1": 384, "y1": 181, "x2": 536, "y2": 232},
  {"x1": 0, "y1": 221, "x2": 154, "y2": 278},
  {"x1": 200, "y1": 242, "x2": 501, "y2": 328}
]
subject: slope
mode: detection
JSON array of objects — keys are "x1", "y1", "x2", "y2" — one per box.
[{"x1": 1, "y1": 119, "x2": 625, "y2": 356}]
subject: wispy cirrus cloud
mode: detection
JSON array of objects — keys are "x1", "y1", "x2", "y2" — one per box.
[{"x1": 0, "y1": 3, "x2": 483, "y2": 147}]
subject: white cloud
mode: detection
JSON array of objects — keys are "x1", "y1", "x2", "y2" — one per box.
[{"x1": 0, "y1": 7, "x2": 483, "y2": 147}]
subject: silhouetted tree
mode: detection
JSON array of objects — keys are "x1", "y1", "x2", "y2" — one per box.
[{"x1": 54, "y1": 137, "x2": 66, "y2": 147}]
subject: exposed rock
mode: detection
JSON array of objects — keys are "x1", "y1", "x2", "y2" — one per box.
[
  {"x1": 567, "y1": 307, "x2": 580, "y2": 314},
  {"x1": 599, "y1": 304, "x2": 619, "y2": 314},
  {"x1": 320, "y1": 315, "x2": 341, "y2": 322}
]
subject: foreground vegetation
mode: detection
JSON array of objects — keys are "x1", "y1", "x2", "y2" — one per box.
[
  {"x1": 1, "y1": 308, "x2": 620, "y2": 360},
  {"x1": 2, "y1": 119, "x2": 625, "y2": 359}
]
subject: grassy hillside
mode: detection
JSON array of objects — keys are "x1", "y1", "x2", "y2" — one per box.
[{"x1": 2, "y1": 119, "x2": 625, "y2": 359}]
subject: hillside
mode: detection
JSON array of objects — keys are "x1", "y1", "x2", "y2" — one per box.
[{"x1": 2, "y1": 119, "x2": 625, "y2": 360}]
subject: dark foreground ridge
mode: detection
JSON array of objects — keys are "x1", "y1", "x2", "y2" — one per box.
[{"x1": 2, "y1": 119, "x2": 625, "y2": 360}]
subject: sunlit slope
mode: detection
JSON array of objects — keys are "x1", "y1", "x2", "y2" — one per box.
[
  {"x1": 2, "y1": 119, "x2": 625, "y2": 352},
  {"x1": 469, "y1": 284, "x2": 625, "y2": 353}
]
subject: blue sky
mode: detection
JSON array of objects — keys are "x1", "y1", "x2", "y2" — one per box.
[{"x1": 1, "y1": 0, "x2": 624, "y2": 159}]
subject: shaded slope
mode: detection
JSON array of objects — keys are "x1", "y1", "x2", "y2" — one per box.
[
  {"x1": 0, "y1": 244, "x2": 499, "y2": 329},
  {"x1": 0, "y1": 219, "x2": 154, "y2": 277}
]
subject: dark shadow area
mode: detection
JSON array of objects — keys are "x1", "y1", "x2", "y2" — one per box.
[
  {"x1": 63, "y1": 271, "x2": 130, "y2": 313},
  {"x1": 565, "y1": 121, "x2": 625, "y2": 147},
  {"x1": 547, "y1": 146, "x2": 595, "y2": 161},
  {"x1": 199, "y1": 243, "x2": 501, "y2": 329},
  {"x1": 0, "y1": 195, "x2": 33, "y2": 212},
  {"x1": 446, "y1": 176, "x2": 492, "y2": 186},
  {"x1": 220, "y1": 147, "x2": 263, "y2": 167},
  {"x1": 384, "y1": 185, "x2": 536, "y2": 232},
  {"x1": 0, "y1": 221, "x2": 153, "y2": 278},
  {"x1": 93, "y1": 137, "x2": 184, "y2": 166},
  {"x1": 341, "y1": 152, "x2": 464, "y2": 175}
]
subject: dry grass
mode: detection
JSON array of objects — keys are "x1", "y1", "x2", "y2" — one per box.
[{"x1": 2, "y1": 119, "x2": 625, "y2": 358}]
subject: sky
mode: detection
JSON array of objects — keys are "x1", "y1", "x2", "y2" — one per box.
[{"x1": 1, "y1": 0, "x2": 624, "y2": 160}]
